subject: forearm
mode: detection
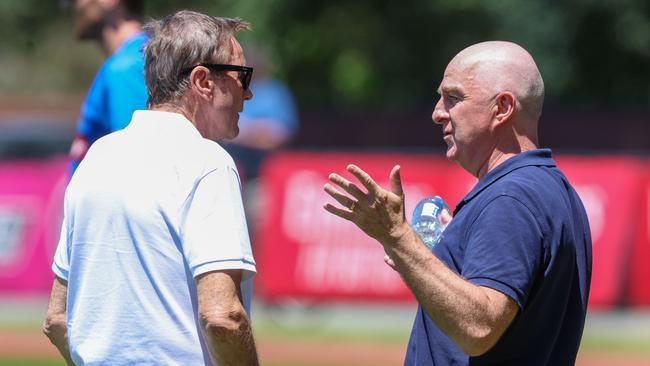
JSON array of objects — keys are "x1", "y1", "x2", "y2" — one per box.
[
  {"x1": 385, "y1": 228, "x2": 512, "y2": 355},
  {"x1": 323, "y1": 165, "x2": 515, "y2": 354},
  {"x1": 43, "y1": 277, "x2": 74, "y2": 365},
  {"x1": 43, "y1": 319, "x2": 74, "y2": 366},
  {"x1": 201, "y1": 311, "x2": 259, "y2": 365},
  {"x1": 196, "y1": 270, "x2": 259, "y2": 365}
]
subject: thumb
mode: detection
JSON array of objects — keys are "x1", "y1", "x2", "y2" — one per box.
[{"x1": 390, "y1": 165, "x2": 404, "y2": 196}]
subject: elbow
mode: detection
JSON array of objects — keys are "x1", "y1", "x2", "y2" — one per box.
[
  {"x1": 458, "y1": 325, "x2": 500, "y2": 356},
  {"x1": 200, "y1": 308, "x2": 250, "y2": 340},
  {"x1": 42, "y1": 313, "x2": 67, "y2": 342}
]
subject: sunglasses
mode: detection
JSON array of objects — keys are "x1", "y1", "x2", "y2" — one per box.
[{"x1": 181, "y1": 64, "x2": 254, "y2": 91}]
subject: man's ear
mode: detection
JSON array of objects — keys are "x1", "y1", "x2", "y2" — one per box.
[
  {"x1": 188, "y1": 66, "x2": 214, "y2": 102},
  {"x1": 493, "y1": 91, "x2": 516, "y2": 128}
]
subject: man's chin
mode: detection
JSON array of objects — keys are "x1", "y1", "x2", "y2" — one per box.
[
  {"x1": 227, "y1": 127, "x2": 240, "y2": 140},
  {"x1": 75, "y1": 28, "x2": 102, "y2": 41},
  {"x1": 445, "y1": 146, "x2": 458, "y2": 162},
  {"x1": 74, "y1": 20, "x2": 104, "y2": 41}
]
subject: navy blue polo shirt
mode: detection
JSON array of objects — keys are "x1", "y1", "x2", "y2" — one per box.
[{"x1": 404, "y1": 149, "x2": 592, "y2": 365}]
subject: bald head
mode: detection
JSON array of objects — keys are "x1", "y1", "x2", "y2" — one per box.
[{"x1": 450, "y1": 41, "x2": 545, "y2": 120}]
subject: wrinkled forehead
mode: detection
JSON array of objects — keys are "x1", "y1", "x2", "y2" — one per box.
[
  {"x1": 438, "y1": 58, "x2": 482, "y2": 93},
  {"x1": 443, "y1": 52, "x2": 513, "y2": 96}
]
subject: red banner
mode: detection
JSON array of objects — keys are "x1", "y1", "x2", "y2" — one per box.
[
  {"x1": 255, "y1": 152, "x2": 649, "y2": 308},
  {"x1": 0, "y1": 156, "x2": 68, "y2": 293},
  {"x1": 627, "y1": 163, "x2": 650, "y2": 306},
  {"x1": 2, "y1": 151, "x2": 649, "y2": 309},
  {"x1": 556, "y1": 156, "x2": 646, "y2": 308},
  {"x1": 254, "y1": 152, "x2": 475, "y2": 302}
]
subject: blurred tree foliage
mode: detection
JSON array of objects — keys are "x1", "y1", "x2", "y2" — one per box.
[
  {"x1": 0, "y1": 0, "x2": 104, "y2": 94},
  {"x1": 1, "y1": 0, "x2": 648, "y2": 110}
]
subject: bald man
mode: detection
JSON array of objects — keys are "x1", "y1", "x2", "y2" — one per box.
[{"x1": 324, "y1": 41, "x2": 592, "y2": 365}]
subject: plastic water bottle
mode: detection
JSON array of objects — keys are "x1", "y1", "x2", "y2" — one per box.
[{"x1": 411, "y1": 196, "x2": 451, "y2": 250}]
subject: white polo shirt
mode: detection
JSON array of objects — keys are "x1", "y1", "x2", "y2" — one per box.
[{"x1": 53, "y1": 110, "x2": 256, "y2": 365}]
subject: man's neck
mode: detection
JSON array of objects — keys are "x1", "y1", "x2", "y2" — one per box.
[
  {"x1": 475, "y1": 151, "x2": 515, "y2": 179},
  {"x1": 150, "y1": 101, "x2": 200, "y2": 127},
  {"x1": 475, "y1": 136, "x2": 538, "y2": 179},
  {"x1": 101, "y1": 20, "x2": 142, "y2": 55}
]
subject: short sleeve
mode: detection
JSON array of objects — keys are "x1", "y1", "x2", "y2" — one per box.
[
  {"x1": 52, "y1": 194, "x2": 71, "y2": 281},
  {"x1": 181, "y1": 166, "x2": 256, "y2": 280},
  {"x1": 462, "y1": 195, "x2": 543, "y2": 309}
]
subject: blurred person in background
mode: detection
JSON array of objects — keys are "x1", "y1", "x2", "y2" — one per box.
[
  {"x1": 43, "y1": 10, "x2": 258, "y2": 365},
  {"x1": 66, "y1": 0, "x2": 148, "y2": 174},
  {"x1": 324, "y1": 41, "x2": 592, "y2": 365},
  {"x1": 222, "y1": 43, "x2": 299, "y2": 236}
]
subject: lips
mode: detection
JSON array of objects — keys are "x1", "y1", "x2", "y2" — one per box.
[{"x1": 442, "y1": 130, "x2": 454, "y2": 145}]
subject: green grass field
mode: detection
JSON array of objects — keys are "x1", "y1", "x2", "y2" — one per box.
[
  {"x1": 1, "y1": 330, "x2": 649, "y2": 366},
  {"x1": 1, "y1": 300, "x2": 649, "y2": 366},
  {"x1": 2, "y1": 328, "x2": 649, "y2": 366}
]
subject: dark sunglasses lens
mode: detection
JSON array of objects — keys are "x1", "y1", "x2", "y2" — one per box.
[{"x1": 241, "y1": 70, "x2": 252, "y2": 90}]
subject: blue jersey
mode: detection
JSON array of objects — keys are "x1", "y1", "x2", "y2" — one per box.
[
  {"x1": 73, "y1": 32, "x2": 148, "y2": 172},
  {"x1": 405, "y1": 149, "x2": 592, "y2": 365}
]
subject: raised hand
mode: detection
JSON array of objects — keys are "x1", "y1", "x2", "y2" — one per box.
[{"x1": 323, "y1": 164, "x2": 411, "y2": 247}]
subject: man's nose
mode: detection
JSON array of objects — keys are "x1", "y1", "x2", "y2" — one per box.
[
  {"x1": 244, "y1": 88, "x2": 253, "y2": 101},
  {"x1": 432, "y1": 98, "x2": 448, "y2": 125}
]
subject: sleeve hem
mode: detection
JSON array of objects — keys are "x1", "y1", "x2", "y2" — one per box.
[
  {"x1": 468, "y1": 277, "x2": 525, "y2": 310},
  {"x1": 52, "y1": 263, "x2": 69, "y2": 282},
  {"x1": 192, "y1": 259, "x2": 257, "y2": 280}
]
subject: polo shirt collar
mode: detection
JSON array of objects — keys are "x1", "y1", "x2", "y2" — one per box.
[
  {"x1": 129, "y1": 110, "x2": 203, "y2": 139},
  {"x1": 454, "y1": 149, "x2": 556, "y2": 215}
]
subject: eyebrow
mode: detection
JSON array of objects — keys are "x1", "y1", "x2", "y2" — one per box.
[{"x1": 437, "y1": 85, "x2": 462, "y2": 95}]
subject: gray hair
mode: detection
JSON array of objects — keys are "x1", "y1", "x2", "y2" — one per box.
[{"x1": 143, "y1": 11, "x2": 250, "y2": 106}]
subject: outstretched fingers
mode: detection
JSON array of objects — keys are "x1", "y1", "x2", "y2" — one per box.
[
  {"x1": 324, "y1": 183, "x2": 357, "y2": 211},
  {"x1": 328, "y1": 172, "x2": 366, "y2": 200},
  {"x1": 323, "y1": 201, "x2": 355, "y2": 220},
  {"x1": 346, "y1": 164, "x2": 381, "y2": 195}
]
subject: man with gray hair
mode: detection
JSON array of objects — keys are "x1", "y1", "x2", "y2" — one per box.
[
  {"x1": 43, "y1": 10, "x2": 259, "y2": 365},
  {"x1": 324, "y1": 41, "x2": 591, "y2": 364}
]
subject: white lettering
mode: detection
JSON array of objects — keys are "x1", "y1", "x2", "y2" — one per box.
[{"x1": 295, "y1": 240, "x2": 405, "y2": 294}]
